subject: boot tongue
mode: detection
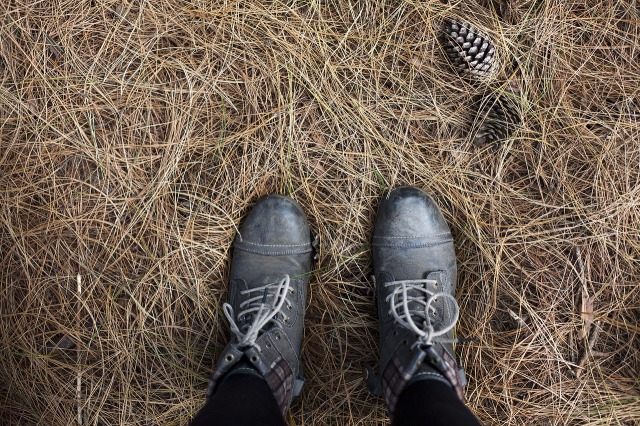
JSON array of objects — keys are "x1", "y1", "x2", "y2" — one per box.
[
  {"x1": 256, "y1": 274, "x2": 289, "y2": 306},
  {"x1": 403, "y1": 272, "x2": 444, "y2": 331},
  {"x1": 245, "y1": 274, "x2": 288, "y2": 332},
  {"x1": 256, "y1": 274, "x2": 287, "y2": 288},
  {"x1": 423, "y1": 271, "x2": 447, "y2": 330}
]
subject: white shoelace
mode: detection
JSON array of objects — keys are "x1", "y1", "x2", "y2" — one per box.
[
  {"x1": 385, "y1": 279, "x2": 459, "y2": 347},
  {"x1": 223, "y1": 275, "x2": 291, "y2": 351}
]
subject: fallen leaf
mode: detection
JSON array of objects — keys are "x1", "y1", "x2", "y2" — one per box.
[{"x1": 579, "y1": 285, "x2": 594, "y2": 339}]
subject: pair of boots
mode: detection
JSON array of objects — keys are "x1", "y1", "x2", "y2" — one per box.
[{"x1": 195, "y1": 186, "x2": 478, "y2": 424}]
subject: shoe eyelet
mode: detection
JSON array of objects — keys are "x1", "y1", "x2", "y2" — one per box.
[
  {"x1": 275, "y1": 333, "x2": 281, "y2": 340},
  {"x1": 250, "y1": 355, "x2": 258, "y2": 363},
  {"x1": 402, "y1": 339, "x2": 407, "y2": 345},
  {"x1": 266, "y1": 342, "x2": 272, "y2": 348},
  {"x1": 393, "y1": 331, "x2": 398, "y2": 336},
  {"x1": 225, "y1": 354, "x2": 234, "y2": 362}
]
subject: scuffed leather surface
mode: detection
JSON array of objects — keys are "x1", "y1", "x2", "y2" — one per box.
[
  {"x1": 208, "y1": 195, "x2": 312, "y2": 414},
  {"x1": 371, "y1": 186, "x2": 462, "y2": 412}
]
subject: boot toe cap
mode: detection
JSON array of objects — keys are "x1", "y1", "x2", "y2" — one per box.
[
  {"x1": 235, "y1": 195, "x2": 311, "y2": 254},
  {"x1": 373, "y1": 186, "x2": 451, "y2": 241}
]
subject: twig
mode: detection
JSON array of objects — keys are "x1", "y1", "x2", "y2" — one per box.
[
  {"x1": 574, "y1": 247, "x2": 586, "y2": 281},
  {"x1": 568, "y1": 332, "x2": 575, "y2": 363},
  {"x1": 575, "y1": 246, "x2": 594, "y2": 339},
  {"x1": 574, "y1": 321, "x2": 601, "y2": 379}
]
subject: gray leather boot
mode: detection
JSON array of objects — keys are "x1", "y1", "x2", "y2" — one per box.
[
  {"x1": 365, "y1": 186, "x2": 467, "y2": 416},
  {"x1": 206, "y1": 195, "x2": 313, "y2": 415}
]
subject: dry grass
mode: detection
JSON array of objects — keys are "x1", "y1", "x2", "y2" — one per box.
[{"x1": 1, "y1": 0, "x2": 639, "y2": 424}]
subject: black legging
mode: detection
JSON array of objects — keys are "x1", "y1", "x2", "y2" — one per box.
[
  {"x1": 191, "y1": 373, "x2": 481, "y2": 425},
  {"x1": 191, "y1": 373, "x2": 286, "y2": 426},
  {"x1": 392, "y1": 380, "x2": 481, "y2": 426}
]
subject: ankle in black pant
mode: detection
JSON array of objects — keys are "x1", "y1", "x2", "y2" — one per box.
[
  {"x1": 393, "y1": 380, "x2": 481, "y2": 426},
  {"x1": 192, "y1": 374, "x2": 480, "y2": 426},
  {"x1": 191, "y1": 372, "x2": 286, "y2": 426}
]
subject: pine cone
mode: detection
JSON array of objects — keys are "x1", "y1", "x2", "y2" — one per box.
[
  {"x1": 474, "y1": 90, "x2": 521, "y2": 146},
  {"x1": 440, "y1": 19, "x2": 499, "y2": 82}
]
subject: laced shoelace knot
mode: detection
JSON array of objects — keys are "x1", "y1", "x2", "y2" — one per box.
[{"x1": 385, "y1": 278, "x2": 459, "y2": 348}]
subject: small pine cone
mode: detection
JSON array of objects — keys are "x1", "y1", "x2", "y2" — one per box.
[
  {"x1": 440, "y1": 19, "x2": 499, "y2": 82},
  {"x1": 474, "y1": 91, "x2": 521, "y2": 146}
]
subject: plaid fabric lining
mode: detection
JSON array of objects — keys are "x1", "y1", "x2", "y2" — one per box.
[
  {"x1": 435, "y1": 346, "x2": 465, "y2": 401},
  {"x1": 382, "y1": 354, "x2": 418, "y2": 413},
  {"x1": 381, "y1": 343, "x2": 465, "y2": 414},
  {"x1": 206, "y1": 370, "x2": 224, "y2": 398},
  {"x1": 263, "y1": 356, "x2": 295, "y2": 414}
]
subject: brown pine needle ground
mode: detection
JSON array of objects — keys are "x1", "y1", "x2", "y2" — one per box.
[{"x1": 1, "y1": 1, "x2": 639, "y2": 425}]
